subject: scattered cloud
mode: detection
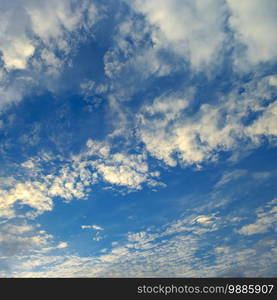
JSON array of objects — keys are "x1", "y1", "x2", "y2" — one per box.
[
  {"x1": 6, "y1": 202, "x2": 277, "y2": 277},
  {"x1": 238, "y1": 199, "x2": 277, "y2": 235},
  {"x1": 136, "y1": 76, "x2": 277, "y2": 167},
  {"x1": 56, "y1": 242, "x2": 68, "y2": 249},
  {"x1": 81, "y1": 225, "x2": 103, "y2": 231},
  {"x1": 0, "y1": 0, "x2": 276, "y2": 278},
  {"x1": 0, "y1": 138, "x2": 162, "y2": 219},
  {"x1": 215, "y1": 170, "x2": 247, "y2": 188},
  {"x1": 81, "y1": 139, "x2": 160, "y2": 190}
]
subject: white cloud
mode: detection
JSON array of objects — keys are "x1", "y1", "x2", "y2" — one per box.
[
  {"x1": 0, "y1": 0, "x2": 99, "y2": 110},
  {"x1": 0, "y1": 0, "x2": 98, "y2": 71},
  {"x1": 127, "y1": 0, "x2": 226, "y2": 71},
  {"x1": 137, "y1": 95, "x2": 227, "y2": 166},
  {"x1": 268, "y1": 75, "x2": 277, "y2": 87},
  {"x1": 0, "y1": 81, "x2": 26, "y2": 111},
  {"x1": 215, "y1": 170, "x2": 247, "y2": 188},
  {"x1": 0, "y1": 222, "x2": 52, "y2": 257},
  {"x1": 246, "y1": 101, "x2": 277, "y2": 138},
  {"x1": 1, "y1": 176, "x2": 276, "y2": 277},
  {"x1": 6, "y1": 204, "x2": 277, "y2": 277},
  {"x1": 252, "y1": 172, "x2": 271, "y2": 180},
  {"x1": 81, "y1": 225, "x2": 103, "y2": 231},
  {"x1": 103, "y1": 14, "x2": 174, "y2": 106},
  {"x1": 0, "y1": 181, "x2": 53, "y2": 219},
  {"x1": 83, "y1": 139, "x2": 160, "y2": 189},
  {"x1": 127, "y1": 0, "x2": 277, "y2": 70},
  {"x1": 194, "y1": 216, "x2": 214, "y2": 226},
  {"x1": 0, "y1": 76, "x2": 275, "y2": 221},
  {"x1": 0, "y1": 220, "x2": 72, "y2": 277},
  {"x1": 0, "y1": 137, "x2": 161, "y2": 219},
  {"x1": 137, "y1": 77, "x2": 277, "y2": 167},
  {"x1": 0, "y1": 157, "x2": 92, "y2": 219},
  {"x1": 56, "y1": 242, "x2": 68, "y2": 249},
  {"x1": 238, "y1": 199, "x2": 277, "y2": 235},
  {"x1": 227, "y1": 0, "x2": 277, "y2": 67},
  {"x1": 80, "y1": 80, "x2": 108, "y2": 100},
  {"x1": 114, "y1": 0, "x2": 277, "y2": 80}
]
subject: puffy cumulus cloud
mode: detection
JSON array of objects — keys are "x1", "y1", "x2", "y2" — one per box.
[
  {"x1": 136, "y1": 76, "x2": 277, "y2": 167},
  {"x1": 0, "y1": 162, "x2": 95, "y2": 219},
  {"x1": 1, "y1": 77, "x2": 275, "y2": 219},
  {"x1": 227, "y1": 0, "x2": 277, "y2": 67},
  {"x1": 127, "y1": 0, "x2": 227, "y2": 70},
  {"x1": 26, "y1": 0, "x2": 97, "y2": 44},
  {"x1": 238, "y1": 199, "x2": 277, "y2": 236}
]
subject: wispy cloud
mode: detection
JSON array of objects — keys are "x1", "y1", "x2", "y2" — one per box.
[
  {"x1": 81, "y1": 225, "x2": 104, "y2": 231},
  {"x1": 0, "y1": 0, "x2": 100, "y2": 110},
  {"x1": 238, "y1": 199, "x2": 277, "y2": 235},
  {"x1": 6, "y1": 198, "x2": 277, "y2": 277}
]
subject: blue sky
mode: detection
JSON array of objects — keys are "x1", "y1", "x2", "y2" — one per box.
[{"x1": 0, "y1": 0, "x2": 277, "y2": 277}]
